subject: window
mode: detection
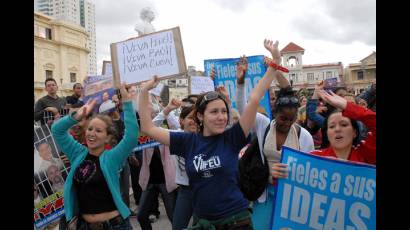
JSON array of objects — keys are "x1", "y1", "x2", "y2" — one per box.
[
  {"x1": 46, "y1": 70, "x2": 53, "y2": 79},
  {"x1": 357, "y1": 71, "x2": 364, "y2": 80},
  {"x1": 70, "y1": 73, "x2": 76, "y2": 83},
  {"x1": 326, "y1": 71, "x2": 332, "y2": 79},
  {"x1": 307, "y1": 73, "x2": 314, "y2": 81},
  {"x1": 287, "y1": 56, "x2": 297, "y2": 67},
  {"x1": 290, "y1": 73, "x2": 297, "y2": 82},
  {"x1": 46, "y1": 28, "x2": 52, "y2": 40},
  {"x1": 37, "y1": 26, "x2": 46, "y2": 38}
]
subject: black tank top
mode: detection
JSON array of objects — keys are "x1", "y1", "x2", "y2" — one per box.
[{"x1": 73, "y1": 154, "x2": 117, "y2": 214}]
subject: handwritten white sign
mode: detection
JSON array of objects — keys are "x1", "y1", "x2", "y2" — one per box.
[
  {"x1": 111, "y1": 27, "x2": 186, "y2": 87},
  {"x1": 190, "y1": 76, "x2": 215, "y2": 94}
]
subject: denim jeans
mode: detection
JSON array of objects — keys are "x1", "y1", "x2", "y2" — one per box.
[
  {"x1": 172, "y1": 185, "x2": 193, "y2": 230},
  {"x1": 137, "y1": 183, "x2": 176, "y2": 230},
  {"x1": 77, "y1": 216, "x2": 132, "y2": 230},
  {"x1": 251, "y1": 185, "x2": 275, "y2": 230}
]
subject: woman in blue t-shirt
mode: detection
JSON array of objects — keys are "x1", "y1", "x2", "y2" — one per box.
[{"x1": 138, "y1": 39, "x2": 283, "y2": 229}]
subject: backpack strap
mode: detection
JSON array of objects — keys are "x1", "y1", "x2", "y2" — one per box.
[
  {"x1": 262, "y1": 121, "x2": 272, "y2": 149},
  {"x1": 262, "y1": 121, "x2": 302, "y2": 147},
  {"x1": 294, "y1": 123, "x2": 301, "y2": 138}
]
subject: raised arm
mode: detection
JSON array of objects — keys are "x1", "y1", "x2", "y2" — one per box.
[
  {"x1": 307, "y1": 81, "x2": 326, "y2": 126},
  {"x1": 235, "y1": 55, "x2": 247, "y2": 115},
  {"x1": 139, "y1": 76, "x2": 171, "y2": 145},
  {"x1": 318, "y1": 90, "x2": 376, "y2": 163},
  {"x1": 51, "y1": 99, "x2": 96, "y2": 161},
  {"x1": 239, "y1": 39, "x2": 281, "y2": 137},
  {"x1": 264, "y1": 56, "x2": 290, "y2": 89},
  {"x1": 106, "y1": 84, "x2": 139, "y2": 166},
  {"x1": 153, "y1": 98, "x2": 181, "y2": 130}
]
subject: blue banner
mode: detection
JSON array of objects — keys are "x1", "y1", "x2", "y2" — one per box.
[
  {"x1": 204, "y1": 55, "x2": 272, "y2": 119},
  {"x1": 271, "y1": 147, "x2": 376, "y2": 230},
  {"x1": 133, "y1": 133, "x2": 160, "y2": 151}
]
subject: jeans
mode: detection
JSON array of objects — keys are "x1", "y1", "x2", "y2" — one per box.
[
  {"x1": 137, "y1": 183, "x2": 177, "y2": 230},
  {"x1": 77, "y1": 217, "x2": 132, "y2": 230},
  {"x1": 251, "y1": 185, "x2": 275, "y2": 230},
  {"x1": 172, "y1": 185, "x2": 193, "y2": 230}
]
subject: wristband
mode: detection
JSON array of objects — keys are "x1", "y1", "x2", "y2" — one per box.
[{"x1": 268, "y1": 62, "x2": 289, "y2": 73}]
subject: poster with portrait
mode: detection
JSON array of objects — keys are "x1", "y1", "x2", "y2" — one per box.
[
  {"x1": 83, "y1": 75, "x2": 118, "y2": 114},
  {"x1": 34, "y1": 124, "x2": 71, "y2": 229},
  {"x1": 271, "y1": 147, "x2": 376, "y2": 230},
  {"x1": 204, "y1": 55, "x2": 272, "y2": 119}
]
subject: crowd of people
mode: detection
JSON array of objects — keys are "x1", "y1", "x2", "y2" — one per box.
[{"x1": 33, "y1": 38, "x2": 376, "y2": 230}]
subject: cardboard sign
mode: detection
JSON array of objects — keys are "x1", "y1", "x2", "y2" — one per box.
[
  {"x1": 110, "y1": 27, "x2": 187, "y2": 88},
  {"x1": 34, "y1": 124, "x2": 70, "y2": 229},
  {"x1": 102, "y1": 60, "x2": 112, "y2": 76},
  {"x1": 190, "y1": 76, "x2": 215, "y2": 94},
  {"x1": 271, "y1": 147, "x2": 376, "y2": 230},
  {"x1": 324, "y1": 77, "x2": 338, "y2": 90},
  {"x1": 204, "y1": 55, "x2": 272, "y2": 119}
]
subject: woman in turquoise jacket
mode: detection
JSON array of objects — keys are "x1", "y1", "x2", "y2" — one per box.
[{"x1": 51, "y1": 84, "x2": 138, "y2": 229}]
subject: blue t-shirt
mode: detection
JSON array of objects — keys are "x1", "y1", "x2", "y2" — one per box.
[{"x1": 170, "y1": 122, "x2": 250, "y2": 220}]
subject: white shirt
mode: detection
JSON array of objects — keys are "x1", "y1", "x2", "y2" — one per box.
[{"x1": 99, "y1": 100, "x2": 116, "y2": 113}]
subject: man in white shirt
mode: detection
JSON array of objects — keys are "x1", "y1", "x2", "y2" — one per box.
[
  {"x1": 98, "y1": 91, "x2": 116, "y2": 113},
  {"x1": 37, "y1": 142, "x2": 63, "y2": 173}
]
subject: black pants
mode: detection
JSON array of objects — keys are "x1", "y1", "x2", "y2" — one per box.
[{"x1": 129, "y1": 151, "x2": 142, "y2": 206}]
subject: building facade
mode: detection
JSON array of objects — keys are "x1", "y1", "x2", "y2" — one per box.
[
  {"x1": 34, "y1": 12, "x2": 90, "y2": 99},
  {"x1": 34, "y1": 0, "x2": 97, "y2": 75},
  {"x1": 345, "y1": 52, "x2": 376, "y2": 95},
  {"x1": 271, "y1": 42, "x2": 343, "y2": 93}
]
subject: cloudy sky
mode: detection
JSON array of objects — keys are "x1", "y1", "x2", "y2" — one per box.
[{"x1": 94, "y1": 0, "x2": 375, "y2": 74}]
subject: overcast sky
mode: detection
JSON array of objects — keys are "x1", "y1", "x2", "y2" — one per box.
[{"x1": 94, "y1": 0, "x2": 375, "y2": 74}]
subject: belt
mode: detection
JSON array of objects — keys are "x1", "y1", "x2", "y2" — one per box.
[
  {"x1": 215, "y1": 217, "x2": 252, "y2": 230},
  {"x1": 85, "y1": 215, "x2": 124, "y2": 230}
]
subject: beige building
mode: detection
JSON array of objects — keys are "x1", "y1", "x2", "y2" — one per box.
[
  {"x1": 345, "y1": 52, "x2": 376, "y2": 95},
  {"x1": 34, "y1": 12, "x2": 90, "y2": 99}
]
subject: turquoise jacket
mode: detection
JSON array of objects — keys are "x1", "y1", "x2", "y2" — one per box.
[{"x1": 51, "y1": 101, "x2": 138, "y2": 221}]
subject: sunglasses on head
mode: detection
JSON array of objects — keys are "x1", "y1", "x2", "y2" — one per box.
[
  {"x1": 199, "y1": 91, "x2": 224, "y2": 108},
  {"x1": 276, "y1": 96, "x2": 299, "y2": 107}
]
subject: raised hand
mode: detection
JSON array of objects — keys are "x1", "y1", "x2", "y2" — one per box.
[
  {"x1": 163, "y1": 98, "x2": 181, "y2": 116},
  {"x1": 209, "y1": 66, "x2": 216, "y2": 81},
  {"x1": 45, "y1": 107, "x2": 59, "y2": 115},
  {"x1": 73, "y1": 98, "x2": 97, "y2": 121},
  {"x1": 142, "y1": 75, "x2": 160, "y2": 91},
  {"x1": 167, "y1": 98, "x2": 181, "y2": 111},
  {"x1": 119, "y1": 83, "x2": 131, "y2": 102},
  {"x1": 264, "y1": 39, "x2": 281, "y2": 65},
  {"x1": 236, "y1": 55, "x2": 248, "y2": 85},
  {"x1": 312, "y1": 81, "x2": 324, "y2": 99},
  {"x1": 317, "y1": 90, "x2": 347, "y2": 110}
]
